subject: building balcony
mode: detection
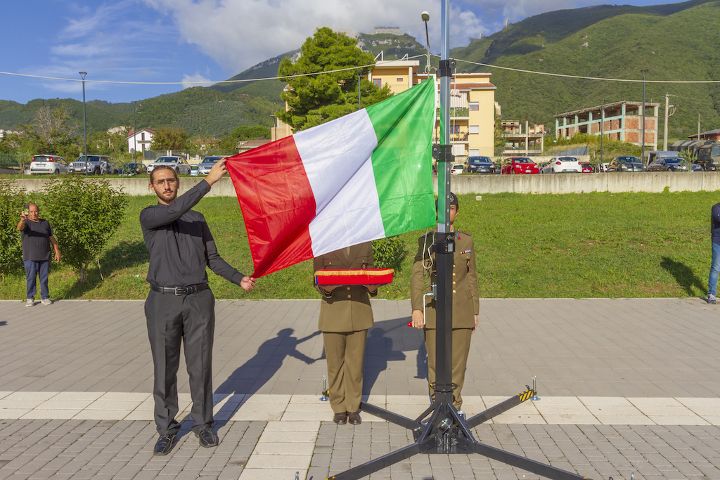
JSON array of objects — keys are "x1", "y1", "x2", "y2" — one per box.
[{"x1": 450, "y1": 133, "x2": 469, "y2": 142}]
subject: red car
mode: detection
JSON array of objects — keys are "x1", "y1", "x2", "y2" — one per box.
[
  {"x1": 580, "y1": 163, "x2": 594, "y2": 173},
  {"x1": 501, "y1": 157, "x2": 539, "y2": 175}
]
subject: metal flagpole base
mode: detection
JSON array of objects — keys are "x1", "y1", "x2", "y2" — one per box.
[{"x1": 327, "y1": 387, "x2": 590, "y2": 480}]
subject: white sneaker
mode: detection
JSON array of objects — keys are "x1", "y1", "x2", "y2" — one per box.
[
  {"x1": 41, "y1": 298, "x2": 52, "y2": 306},
  {"x1": 457, "y1": 410, "x2": 465, "y2": 419},
  {"x1": 25, "y1": 298, "x2": 34, "y2": 307}
]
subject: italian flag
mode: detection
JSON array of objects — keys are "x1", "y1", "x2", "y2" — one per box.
[{"x1": 226, "y1": 79, "x2": 436, "y2": 277}]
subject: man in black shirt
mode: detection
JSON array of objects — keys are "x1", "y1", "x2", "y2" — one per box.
[
  {"x1": 141, "y1": 159, "x2": 255, "y2": 455},
  {"x1": 708, "y1": 202, "x2": 720, "y2": 304},
  {"x1": 16, "y1": 203, "x2": 61, "y2": 307}
]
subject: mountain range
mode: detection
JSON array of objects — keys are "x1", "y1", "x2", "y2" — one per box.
[{"x1": 1, "y1": 0, "x2": 719, "y2": 140}]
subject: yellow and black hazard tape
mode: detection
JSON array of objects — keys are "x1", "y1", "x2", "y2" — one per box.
[{"x1": 517, "y1": 388, "x2": 535, "y2": 402}]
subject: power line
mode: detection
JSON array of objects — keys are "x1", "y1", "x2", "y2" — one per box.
[
  {"x1": 0, "y1": 55, "x2": 426, "y2": 86},
  {"x1": 453, "y1": 57, "x2": 720, "y2": 84}
]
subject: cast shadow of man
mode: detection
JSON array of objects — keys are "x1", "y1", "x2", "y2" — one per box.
[
  {"x1": 174, "y1": 327, "x2": 319, "y2": 439},
  {"x1": 661, "y1": 256, "x2": 705, "y2": 296},
  {"x1": 211, "y1": 328, "x2": 320, "y2": 429},
  {"x1": 363, "y1": 316, "x2": 426, "y2": 395}
]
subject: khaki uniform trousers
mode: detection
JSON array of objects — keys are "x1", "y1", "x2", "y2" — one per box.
[
  {"x1": 323, "y1": 330, "x2": 368, "y2": 414},
  {"x1": 424, "y1": 328, "x2": 472, "y2": 409}
]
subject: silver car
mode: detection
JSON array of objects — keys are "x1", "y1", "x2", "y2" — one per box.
[
  {"x1": 147, "y1": 156, "x2": 192, "y2": 175},
  {"x1": 197, "y1": 155, "x2": 223, "y2": 175}
]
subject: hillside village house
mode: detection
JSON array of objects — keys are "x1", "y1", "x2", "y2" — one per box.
[
  {"x1": 127, "y1": 128, "x2": 155, "y2": 154},
  {"x1": 271, "y1": 59, "x2": 497, "y2": 161}
]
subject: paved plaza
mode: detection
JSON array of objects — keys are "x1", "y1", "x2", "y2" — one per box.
[{"x1": 0, "y1": 298, "x2": 718, "y2": 479}]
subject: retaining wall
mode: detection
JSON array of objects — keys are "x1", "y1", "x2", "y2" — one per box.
[{"x1": 9, "y1": 172, "x2": 720, "y2": 197}]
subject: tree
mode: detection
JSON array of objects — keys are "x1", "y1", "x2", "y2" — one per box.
[
  {"x1": 150, "y1": 127, "x2": 189, "y2": 152},
  {"x1": 19, "y1": 106, "x2": 80, "y2": 160},
  {"x1": 494, "y1": 114, "x2": 506, "y2": 157},
  {"x1": 0, "y1": 181, "x2": 27, "y2": 274},
  {"x1": 90, "y1": 130, "x2": 127, "y2": 156},
  {"x1": 218, "y1": 125, "x2": 270, "y2": 153},
  {"x1": 278, "y1": 27, "x2": 391, "y2": 131},
  {"x1": 42, "y1": 177, "x2": 127, "y2": 281}
]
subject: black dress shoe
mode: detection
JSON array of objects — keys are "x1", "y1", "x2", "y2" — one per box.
[
  {"x1": 348, "y1": 411, "x2": 362, "y2": 425},
  {"x1": 153, "y1": 433, "x2": 176, "y2": 455},
  {"x1": 333, "y1": 412, "x2": 348, "y2": 425},
  {"x1": 194, "y1": 427, "x2": 219, "y2": 448}
]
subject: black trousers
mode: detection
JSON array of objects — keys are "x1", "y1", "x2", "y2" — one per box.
[{"x1": 145, "y1": 289, "x2": 215, "y2": 434}]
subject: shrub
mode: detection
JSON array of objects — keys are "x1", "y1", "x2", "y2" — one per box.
[
  {"x1": 42, "y1": 177, "x2": 127, "y2": 280},
  {"x1": 373, "y1": 236, "x2": 407, "y2": 271},
  {"x1": 0, "y1": 181, "x2": 27, "y2": 274}
]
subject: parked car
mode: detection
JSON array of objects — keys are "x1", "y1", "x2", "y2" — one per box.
[
  {"x1": 69, "y1": 154, "x2": 113, "y2": 174},
  {"x1": 29, "y1": 154, "x2": 68, "y2": 174},
  {"x1": 450, "y1": 164, "x2": 465, "y2": 175},
  {"x1": 197, "y1": 155, "x2": 223, "y2": 175},
  {"x1": 608, "y1": 156, "x2": 644, "y2": 172},
  {"x1": 580, "y1": 163, "x2": 594, "y2": 173},
  {"x1": 501, "y1": 157, "x2": 539, "y2": 175},
  {"x1": 466, "y1": 156, "x2": 495, "y2": 174},
  {"x1": 647, "y1": 156, "x2": 687, "y2": 172},
  {"x1": 146, "y1": 156, "x2": 192, "y2": 175},
  {"x1": 190, "y1": 165, "x2": 199, "y2": 176},
  {"x1": 540, "y1": 156, "x2": 582, "y2": 174}
]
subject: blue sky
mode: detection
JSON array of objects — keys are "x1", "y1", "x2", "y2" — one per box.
[{"x1": 0, "y1": 0, "x2": 668, "y2": 104}]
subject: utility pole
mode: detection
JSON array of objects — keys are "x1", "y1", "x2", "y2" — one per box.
[
  {"x1": 663, "y1": 93, "x2": 670, "y2": 151},
  {"x1": 641, "y1": 69, "x2": 647, "y2": 163},
  {"x1": 600, "y1": 102, "x2": 605, "y2": 164},
  {"x1": 698, "y1": 113, "x2": 701, "y2": 139}
]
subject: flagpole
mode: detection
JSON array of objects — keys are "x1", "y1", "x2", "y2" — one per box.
[{"x1": 434, "y1": 0, "x2": 454, "y2": 412}]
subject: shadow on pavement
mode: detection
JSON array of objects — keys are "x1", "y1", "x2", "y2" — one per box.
[
  {"x1": 660, "y1": 256, "x2": 705, "y2": 296},
  {"x1": 363, "y1": 316, "x2": 424, "y2": 394}
]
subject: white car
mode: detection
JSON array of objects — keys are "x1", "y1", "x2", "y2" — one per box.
[
  {"x1": 146, "y1": 156, "x2": 192, "y2": 175},
  {"x1": 29, "y1": 154, "x2": 68, "y2": 174},
  {"x1": 450, "y1": 164, "x2": 465, "y2": 175},
  {"x1": 541, "y1": 156, "x2": 582, "y2": 173}
]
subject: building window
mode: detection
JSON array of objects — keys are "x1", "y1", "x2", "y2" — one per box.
[
  {"x1": 141, "y1": 132, "x2": 145, "y2": 141},
  {"x1": 373, "y1": 78, "x2": 382, "y2": 88},
  {"x1": 469, "y1": 102, "x2": 479, "y2": 111},
  {"x1": 396, "y1": 77, "x2": 404, "y2": 82},
  {"x1": 469, "y1": 125, "x2": 479, "y2": 134}
]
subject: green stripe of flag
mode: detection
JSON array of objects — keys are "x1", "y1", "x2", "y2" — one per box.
[{"x1": 365, "y1": 79, "x2": 436, "y2": 236}]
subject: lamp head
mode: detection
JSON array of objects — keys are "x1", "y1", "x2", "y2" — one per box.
[{"x1": 421, "y1": 11, "x2": 430, "y2": 22}]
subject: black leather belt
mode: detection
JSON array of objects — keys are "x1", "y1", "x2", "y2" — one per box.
[{"x1": 151, "y1": 283, "x2": 209, "y2": 296}]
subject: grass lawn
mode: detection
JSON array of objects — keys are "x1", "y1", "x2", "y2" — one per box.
[{"x1": 1, "y1": 191, "x2": 715, "y2": 300}]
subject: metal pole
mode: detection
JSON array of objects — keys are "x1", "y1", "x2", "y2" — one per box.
[
  {"x1": 434, "y1": 0, "x2": 453, "y2": 403},
  {"x1": 663, "y1": 93, "x2": 669, "y2": 151},
  {"x1": 358, "y1": 71, "x2": 361, "y2": 108},
  {"x1": 600, "y1": 102, "x2": 604, "y2": 164},
  {"x1": 641, "y1": 69, "x2": 647, "y2": 163},
  {"x1": 133, "y1": 104, "x2": 138, "y2": 162},
  {"x1": 79, "y1": 71, "x2": 88, "y2": 159},
  {"x1": 422, "y1": 11, "x2": 431, "y2": 72},
  {"x1": 698, "y1": 113, "x2": 701, "y2": 139}
]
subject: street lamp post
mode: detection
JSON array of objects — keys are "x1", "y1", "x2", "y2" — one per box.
[{"x1": 79, "y1": 71, "x2": 88, "y2": 159}]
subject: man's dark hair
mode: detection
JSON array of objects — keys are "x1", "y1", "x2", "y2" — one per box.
[{"x1": 149, "y1": 166, "x2": 179, "y2": 183}]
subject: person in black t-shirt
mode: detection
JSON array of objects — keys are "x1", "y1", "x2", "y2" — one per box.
[
  {"x1": 708, "y1": 203, "x2": 720, "y2": 304},
  {"x1": 16, "y1": 203, "x2": 61, "y2": 307}
]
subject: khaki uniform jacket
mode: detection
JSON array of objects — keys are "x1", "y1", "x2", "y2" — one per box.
[
  {"x1": 314, "y1": 242, "x2": 376, "y2": 333},
  {"x1": 410, "y1": 231, "x2": 479, "y2": 329}
]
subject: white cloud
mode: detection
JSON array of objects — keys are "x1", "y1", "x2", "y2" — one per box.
[
  {"x1": 181, "y1": 73, "x2": 214, "y2": 89},
  {"x1": 143, "y1": 0, "x2": 491, "y2": 74},
  {"x1": 33, "y1": 1, "x2": 176, "y2": 95}
]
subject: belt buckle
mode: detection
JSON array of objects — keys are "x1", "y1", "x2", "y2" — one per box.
[{"x1": 173, "y1": 287, "x2": 186, "y2": 296}]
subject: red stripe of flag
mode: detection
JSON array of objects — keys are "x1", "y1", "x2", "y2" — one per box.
[{"x1": 225, "y1": 136, "x2": 316, "y2": 277}]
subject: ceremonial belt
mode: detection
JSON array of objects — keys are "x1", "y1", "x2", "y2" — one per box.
[{"x1": 151, "y1": 283, "x2": 209, "y2": 296}]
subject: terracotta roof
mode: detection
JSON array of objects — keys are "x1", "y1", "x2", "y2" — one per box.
[
  {"x1": 127, "y1": 128, "x2": 155, "y2": 138},
  {"x1": 450, "y1": 82, "x2": 496, "y2": 90}
]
